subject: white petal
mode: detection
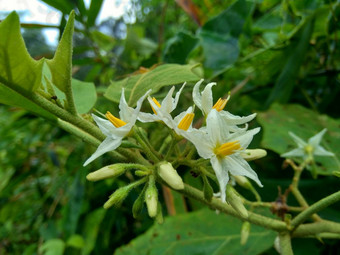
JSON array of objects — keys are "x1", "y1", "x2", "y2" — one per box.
[
  {"x1": 228, "y1": 155, "x2": 263, "y2": 187},
  {"x1": 130, "y1": 89, "x2": 151, "y2": 124},
  {"x1": 186, "y1": 130, "x2": 214, "y2": 159},
  {"x1": 221, "y1": 111, "x2": 257, "y2": 125},
  {"x1": 172, "y1": 82, "x2": 186, "y2": 112},
  {"x1": 201, "y1": 82, "x2": 216, "y2": 116},
  {"x1": 211, "y1": 156, "x2": 230, "y2": 202},
  {"x1": 138, "y1": 112, "x2": 159, "y2": 123},
  {"x1": 161, "y1": 86, "x2": 175, "y2": 113},
  {"x1": 83, "y1": 137, "x2": 122, "y2": 166},
  {"x1": 119, "y1": 89, "x2": 134, "y2": 121},
  {"x1": 281, "y1": 148, "x2": 305, "y2": 158},
  {"x1": 233, "y1": 127, "x2": 261, "y2": 149},
  {"x1": 206, "y1": 109, "x2": 224, "y2": 145},
  {"x1": 308, "y1": 129, "x2": 327, "y2": 148},
  {"x1": 173, "y1": 106, "x2": 193, "y2": 126},
  {"x1": 289, "y1": 132, "x2": 307, "y2": 148},
  {"x1": 314, "y1": 146, "x2": 335, "y2": 157},
  {"x1": 192, "y1": 79, "x2": 204, "y2": 111},
  {"x1": 92, "y1": 114, "x2": 117, "y2": 137}
]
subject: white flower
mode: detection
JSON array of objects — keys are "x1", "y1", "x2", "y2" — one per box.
[
  {"x1": 83, "y1": 89, "x2": 151, "y2": 166},
  {"x1": 281, "y1": 129, "x2": 334, "y2": 160},
  {"x1": 187, "y1": 109, "x2": 263, "y2": 202},
  {"x1": 138, "y1": 83, "x2": 186, "y2": 125},
  {"x1": 192, "y1": 79, "x2": 256, "y2": 131}
]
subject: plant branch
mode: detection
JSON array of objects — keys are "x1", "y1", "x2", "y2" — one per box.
[
  {"x1": 279, "y1": 232, "x2": 293, "y2": 255},
  {"x1": 291, "y1": 190, "x2": 340, "y2": 228}
]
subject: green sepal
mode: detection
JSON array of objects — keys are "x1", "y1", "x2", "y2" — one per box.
[
  {"x1": 202, "y1": 174, "x2": 213, "y2": 201},
  {"x1": 132, "y1": 184, "x2": 147, "y2": 219}
]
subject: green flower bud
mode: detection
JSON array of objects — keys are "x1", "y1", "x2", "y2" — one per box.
[
  {"x1": 226, "y1": 185, "x2": 248, "y2": 219},
  {"x1": 155, "y1": 202, "x2": 164, "y2": 224},
  {"x1": 240, "y1": 221, "x2": 251, "y2": 245},
  {"x1": 158, "y1": 162, "x2": 184, "y2": 190},
  {"x1": 234, "y1": 176, "x2": 253, "y2": 190},
  {"x1": 86, "y1": 164, "x2": 126, "y2": 181},
  {"x1": 240, "y1": 149, "x2": 267, "y2": 161},
  {"x1": 145, "y1": 176, "x2": 158, "y2": 218},
  {"x1": 103, "y1": 186, "x2": 131, "y2": 209},
  {"x1": 103, "y1": 178, "x2": 147, "y2": 209}
]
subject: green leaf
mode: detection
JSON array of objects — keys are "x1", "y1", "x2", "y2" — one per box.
[
  {"x1": 115, "y1": 209, "x2": 275, "y2": 255},
  {"x1": 40, "y1": 0, "x2": 74, "y2": 14},
  {"x1": 163, "y1": 32, "x2": 199, "y2": 64},
  {"x1": 266, "y1": 18, "x2": 314, "y2": 106},
  {"x1": 67, "y1": 234, "x2": 85, "y2": 249},
  {"x1": 257, "y1": 104, "x2": 340, "y2": 175},
  {"x1": 90, "y1": 30, "x2": 116, "y2": 52},
  {"x1": 72, "y1": 79, "x2": 97, "y2": 114},
  {"x1": 198, "y1": 0, "x2": 254, "y2": 73},
  {"x1": 87, "y1": 0, "x2": 104, "y2": 27},
  {"x1": 0, "y1": 12, "x2": 44, "y2": 91},
  {"x1": 39, "y1": 239, "x2": 65, "y2": 255},
  {"x1": 104, "y1": 64, "x2": 201, "y2": 106},
  {"x1": 46, "y1": 11, "x2": 75, "y2": 93}
]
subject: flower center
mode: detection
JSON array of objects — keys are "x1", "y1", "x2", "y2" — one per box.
[
  {"x1": 177, "y1": 113, "x2": 195, "y2": 131},
  {"x1": 304, "y1": 145, "x2": 314, "y2": 155},
  {"x1": 105, "y1": 111, "x2": 127, "y2": 128},
  {"x1": 215, "y1": 141, "x2": 241, "y2": 157},
  {"x1": 151, "y1": 97, "x2": 161, "y2": 114}
]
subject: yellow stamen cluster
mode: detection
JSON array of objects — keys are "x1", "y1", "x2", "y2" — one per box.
[
  {"x1": 215, "y1": 141, "x2": 241, "y2": 157},
  {"x1": 105, "y1": 111, "x2": 127, "y2": 128},
  {"x1": 212, "y1": 98, "x2": 228, "y2": 112},
  {"x1": 151, "y1": 97, "x2": 161, "y2": 114},
  {"x1": 177, "y1": 113, "x2": 195, "y2": 131}
]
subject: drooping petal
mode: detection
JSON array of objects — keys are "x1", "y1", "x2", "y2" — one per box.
[
  {"x1": 192, "y1": 79, "x2": 204, "y2": 111},
  {"x1": 130, "y1": 89, "x2": 152, "y2": 124},
  {"x1": 92, "y1": 114, "x2": 117, "y2": 137},
  {"x1": 138, "y1": 111, "x2": 159, "y2": 123},
  {"x1": 211, "y1": 156, "x2": 230, "y2": 202},
  {"x1": 161, "y1": 86, "x2": 176, "y2": 113},
  {"x1": 288, "y1": 132, "x2": 307, "y2": 148},
  {"x1": 172, "y1": 82, "x2": 186, "y2": 112},
  {"x1": 201, "y1": 82, "x2": 216, "y2": 115},
  {"x1": 308, "y1": 128, "x2": 327, "y2": 148},
  {"x1": 228, "y1": 155, "x2": 263, "y2": 187},
  {"x1": 281, "y1": 148, "x2": 305, "y2": 158},
  {"x1": 220, "y1": 111, "x2": 257, "y2": 126},
  {"x1": 118, "y1": 89, "x2": 134, "y2": 122},
  {"x1": 83, "y1": 137, "x2": 122, "y2": 166}
]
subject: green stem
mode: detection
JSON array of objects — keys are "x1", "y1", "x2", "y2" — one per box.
[
  {"x1": 178, "y1": 183, "x2": 287, "y2": 232},
  {"x1": 64, "y1": 80, "x2": 78, "y2": 115},
  {"x1": 293, "y1": 220, "x2": 340, "y2": 237},
  {"x1": 133, "y1": 126, "x2": 160, "y2": 163},
  {"x1": 291, "y1": 190, "x2": 340, "y2": 228},
  {"x1": 279, "y1": 232, "x2": 293, "y2": 255}
]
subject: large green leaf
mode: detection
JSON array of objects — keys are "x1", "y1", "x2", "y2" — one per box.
[
  {"x1": 115, "y1": 209, "x2": 275, "y2": 255},
  {"x1": 0, "y1": 12, "x2": 44, "y2": 91},
  {"x1": 163, "y1": 31, "x2": 199, "y2": 64},
  {"x1": 258, "y1": 104, "x2": 340, "y2": 175},
  {"x1": 198, "y1": 0, "x2": 254, "y2": 73},
  {"x1": 46, "y1": 11, "x2": 75, "y2": 93},
  {"x1": 266, "y1": 18, "x2": 314, "y2": 106},
  {"x1": 104, "y1": 64, "x2": 201, "y2": 106}
]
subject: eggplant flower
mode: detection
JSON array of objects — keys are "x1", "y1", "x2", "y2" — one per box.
[
  {"x1": 83, "y1": 89, "x2": 151, "y2": 166},
  {"x1": 187, "y1": 109, "x2": 263, "y2": 202},
  {"x1": 281, "y1": 129, "x2": 334, "y2": 161},
  {"x1": 192, "y1": 79, "x2": 256, "y2": 131},
  {"x1": 138, "y1": 83, "x2": 186, "y2": 125}
]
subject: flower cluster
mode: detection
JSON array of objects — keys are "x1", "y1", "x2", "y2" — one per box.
[{"x1": 84, "y1": 79, "x2": 263, "y2": 202}]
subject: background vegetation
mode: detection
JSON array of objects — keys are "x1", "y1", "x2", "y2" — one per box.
[{"x1": 0, "y1": 0, "x2": 340, "y2": 254}]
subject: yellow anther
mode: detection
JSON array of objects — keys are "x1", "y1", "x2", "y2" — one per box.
[
  {"x1": 215, "y1": 141, "x2": 241, "y2": 157},
  {"x1": 212, "y1": 98, "x2": 228, "y2": 112},
  {"x1": 177, "y1": 113, "x2": 195, "y2": 131},
  {"x1": 151, "y1": 97, "x2": 161, "y2": 114},
  {"x1": 105, "y1": 111, "x2": 127, "y2": 128}
]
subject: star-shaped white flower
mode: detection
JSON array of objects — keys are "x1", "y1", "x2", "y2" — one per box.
[
  {"x1": 281, "y1": 129, "x2": 334, "y2": 160},
  {"x1": 187, "y1": 109, "x2": 263, "y2": 202},
  {"x1": 192, "y1": 79, "x2": 256, "y2": 131},
  {"x1": 138, "y1": 83, "x2": 186, "y2": 126},
  {"x1": 83, "y1": 89, "x2": 151, "y2": 166}
]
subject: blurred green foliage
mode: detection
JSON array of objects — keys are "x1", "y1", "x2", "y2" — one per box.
[{"x1": 1, "y1": 0, "x2": 340, "y2": 254}]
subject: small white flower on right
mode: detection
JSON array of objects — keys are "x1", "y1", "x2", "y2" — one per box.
[{"x1": 281, "y1": 129, "x2": 334, "y2": 161}]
